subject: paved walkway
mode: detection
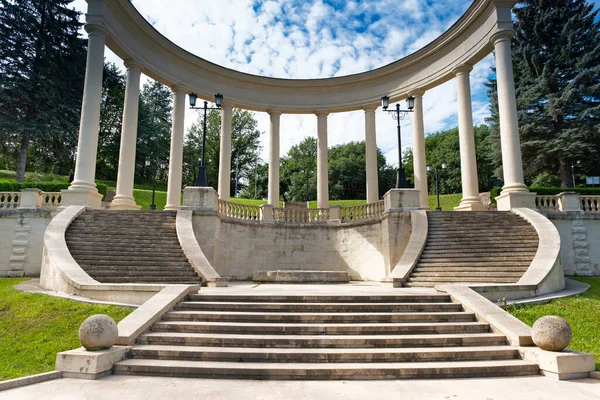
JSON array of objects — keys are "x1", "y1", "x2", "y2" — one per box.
[{"x1": 3, "y1": 375, "x2": 599, "y2": 400}]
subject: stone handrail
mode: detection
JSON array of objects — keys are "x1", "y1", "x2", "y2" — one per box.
[
  {"x1": 272, "y1": 207, "x2": 330, "y2": 223},
  {"x1": 535, "y1": 195, "x2": 559, "y2": 212},
  {"x1": 340, "y1": 201, "x2": 385, "y2": 223},
  {"x1": 581, "y1": 196, "x2": 600, "y2": 214},
  {"x1": 0, "y1": 192, "x2": 20, "y2": 209},
  {"x1": 217, "y1": 199, "x2": 260, "y2": 221},
  {"x1": 40, "y1": 192, "x2": 62, "y2": 208}
]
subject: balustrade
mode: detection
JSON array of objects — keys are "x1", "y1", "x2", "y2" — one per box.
[
  {"x1": 535, "y1": 195, "x2": 559, "y2": 212},
  {"x1": 271, "y1": 207, "x2": 330, "y2": 223},
  {"x1": 217, "y1": 199, "x2": 260, "y2": 220},
  {"x1": 41, "y1": 192, "x2": 62, "y2": 208},
  {"x1": 0, "y1": 192, "x2": 20, "y2": 209},
  {"x1": 340, "y1": 201, "x2": 385, "y2": 222},
  {"x1": 581, "y1": 196, "x2": 600, "y2": 214}
]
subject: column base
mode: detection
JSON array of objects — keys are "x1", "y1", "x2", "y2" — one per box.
[
  {"x1": 496, "y1": 191, "x2": 537, "y2": 211},
  {"x1": 61, "y1": 187, "x2": 103, "y2": 209},
  {"x1": 109, "y1": 196, "x2": 141, "y2": 210},
  {"x1": 454, "y1": 199, "x2": 489, "y2": 211}
]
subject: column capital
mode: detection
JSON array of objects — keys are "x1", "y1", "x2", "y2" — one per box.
[
  {"x1": 361, "y1": 104, "x2": 379, "y2": 112},
  {"x1": 315, "y1": 110, "x2": 330, "y2": 117},
  {"x1": 490, "y1": 30, "x2": 514, "y2": 45},
  {"x1": 221, "y1": 100, "x2": 234, "y2": 110},
  {"x1": 123, "y1": 59, "x2": 143, "y2": 71},
  {"x1": 408, "y1": 90, "x2": 425, "y2": 98},
  {"x1": 171, "y1": 85, "x2": 187, "y2": 94},
  {"x1": 452, "y1": 64, "x2": 473, "y2": 76},
  {"x1": 84, "y1": 23, "x2": 109, "y2": 38},
  {"x1": 267, "y1": 109, "x2": 283, "y2": 117}
]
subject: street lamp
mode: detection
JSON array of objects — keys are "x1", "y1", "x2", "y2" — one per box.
[
  {"x1": 189, "y1": 93, "x2": 223, "y2": 187},
  {"x1": 382, "y1": 95, "x2": 415, "y2": 188},
  {"x1": 427, "y1": 162, "x2": 447, "y2": 211},
  {"x1": 146, "y1": 158, "x2": 167, "y2": 211},
  {"x1": 571, "y1": 160, "x2": 581, "y2": 188}
]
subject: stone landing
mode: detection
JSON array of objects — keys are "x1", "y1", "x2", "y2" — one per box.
[{"x1": 252, "y1": 270, "x2": 350, "y2": 283}]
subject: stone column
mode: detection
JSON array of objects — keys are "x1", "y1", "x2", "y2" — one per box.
[
  {"x1": 267, "y1": 110, "x2": 281, "y2": 206},
  {"x1": 165, "y1": 86, "x2": 186, "y2": 210},
  {"x1": 218, "y1": 102, "x2": 233, "y2": 201},
  {"x1": 316, "y1": 111, "x2": 329, "y2": 209},
  {"x1": 410, "y1": 91, "x2": 429, "y2": 209},
  {"x1": 492, "y1": 31, "x2": 535, "y2": 210},
  {"x1": 61, "y1": 25, "x2": 107, "y2": 208},
  {"x1": 454, "y1": 66, "x2": 487, "y2": 211},
  {"x1": 363, "y1": 105, "x2": 379, "y2": 204},
  {"x1": 111, "y1": 60, "x2": 142, "y2": 210}
]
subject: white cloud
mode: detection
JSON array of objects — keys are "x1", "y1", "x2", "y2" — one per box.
[{"x1": 70, "y1": 0, "x2": 495, "y2": 165}]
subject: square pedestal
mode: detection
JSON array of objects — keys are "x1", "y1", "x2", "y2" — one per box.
[
  {"x1": 496, "y1": 191, "x2": 537, "y2": 211},
  {"x1": 60, "y1": 188, "x2": 103, "y2": 209}
]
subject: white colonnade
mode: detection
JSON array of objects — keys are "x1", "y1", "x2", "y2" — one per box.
[{"x1": 62, "y1": 0, "x2": 532, "y2": 212}]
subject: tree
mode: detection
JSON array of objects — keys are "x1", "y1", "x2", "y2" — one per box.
[
  {"x1": 280, "y1": 137, "x2": 318, "y2": 202},
  {"x1": 0, "y1": 0, "x2": 86, "y2": 181},
  {"x1": 183, "y1": 108, "x2": 262, "y2": 196},
  {"x1": 487, "y1": 0, "x2": 600, "y2": 187}
]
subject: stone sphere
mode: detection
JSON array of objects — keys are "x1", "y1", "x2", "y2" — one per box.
[
  {"x1": 532, "y1": 316, "x2": 572, "y2": 352},
  {"x1": 78, "y1": 314, "x2": 118, "y2": 351}
]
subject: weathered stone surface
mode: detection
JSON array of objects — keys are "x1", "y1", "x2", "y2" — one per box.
[
  {"x1": 532, "y1": 316, "x2": 572, "y2": 352},
  {"x1": 79, "y1": 314, "x2": 118, "y2": 351},
  {"x1": 253, "y1": 270, "x2": 349, "y2": 283}
]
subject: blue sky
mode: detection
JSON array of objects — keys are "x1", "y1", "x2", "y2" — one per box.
[{"x1": 71, "y1": 0, "x2": 600, "y2": 166}]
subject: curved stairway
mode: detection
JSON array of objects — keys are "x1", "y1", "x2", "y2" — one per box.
[
  {"x1": 114, "y1": 292, "x2": 539, "y2": 379},
  {"x1": 65, "y1": 210, "x2": 200, "y2": 284},
  {"x1": 407, "y1": 211, "x2": 538, "y2": 287}
]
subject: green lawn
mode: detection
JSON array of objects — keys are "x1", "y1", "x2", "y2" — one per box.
[
  {"x1": 428, "y1": 193, "x2": 462, "y2": 211},
  {"x1": 0, "y1": 278, "x2": 132, "y2": 381},
  {"x1": 0, "y1": 170, "x2": 69, "y2": 182},
  {"x1": 508, "y1": 277, "x2": 600, "y2": 370}
]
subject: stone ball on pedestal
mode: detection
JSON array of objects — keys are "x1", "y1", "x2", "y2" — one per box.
[
  {"x1": 78, "y1": 314, "x2": 118, "y2": 351},
  {"x1": 532, "y1": 316, "x2": 572, "y2": 352}
]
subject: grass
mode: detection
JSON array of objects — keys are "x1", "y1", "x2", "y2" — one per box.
[
  {"x1": 428, "y1": 193, "x2": 462, "y2": 211},
  {"x1": 0, "y1": 170, "x2": 68, "y2": 182},
  {"x1": 0, "y1": 278, "x2": 132, "y2": 381},
  {"x1": 508, "y1": 277, "x2": 600, "y2": 371}
]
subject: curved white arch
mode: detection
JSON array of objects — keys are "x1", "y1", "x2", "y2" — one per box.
[{"x1": 87, "y1": 0, "x2": 515, "y2": 113}]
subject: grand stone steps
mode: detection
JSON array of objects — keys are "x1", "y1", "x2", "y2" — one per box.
[
  {"x1": 65, "y1": 210, "x2": 200, "y2": 284},
  {"x1": 114, "y1": 292, "x2": 539, "y2": 380},
  {"x1": 406, "y1": 211, "x2": 538, "y2": 287}
]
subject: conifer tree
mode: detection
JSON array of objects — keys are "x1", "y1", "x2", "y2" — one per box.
[
  {"x1": 487, "y1": 0, "x2": 600, "y2": 187},
  {"x1": 0, "y1": 0, "x2": 86, "y2": 181}
]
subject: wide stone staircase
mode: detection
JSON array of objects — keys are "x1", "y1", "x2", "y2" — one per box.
[
  {"x1": 407, "y1": 211, "x2": 538, "y2": 287},
  {"x1": 114, "y1": 293, "x2": 539, "y2": 379},
  {"x1": 65, "y1": 210, "x2": 200, "y2": 284}
]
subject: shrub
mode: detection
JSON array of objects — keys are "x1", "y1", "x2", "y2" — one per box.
[
  {"x1": 0, "y1": 181, "x2": 108, "y2": 200},
  {"x1": 490, "y1": 187, "x2": 502, "y2": 204}
]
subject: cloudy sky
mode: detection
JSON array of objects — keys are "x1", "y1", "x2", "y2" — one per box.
[{"x1": 71, "y1": 0, "x2": 599, "y2": 166}]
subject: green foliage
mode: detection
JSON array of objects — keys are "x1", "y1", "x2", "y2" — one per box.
[
  {"x1": 183, "y1": 108, "x2": 262, "y2": 196},
  {"x1": 509, "y1": 278, "x2": 600, "y2": 370},
  {"x1": 0, "y1": 278, "x2": 132, "y2": 380},
  {"x1": 487, "y1": 0, "x2": 600, "y2": 187},
  {"x1": 531, "y1": 172, "x2": 562, "y2": 188},
  {"x1": 0, "y1": 181, "x2": 107, "y2": 200},
  {"x1": 0, "y1": 0, "x2": 86, "y2": 181},
  {"x1": 427, "y1": 193, "x2": 462, "y2": 211},
  {"x1": 528, "y1": 187, "x2": 600, "y2": 196},
  {"x1": 490, "y1": 187, "x2": 502, "y2": 204},
  {"x1": 280, "y1": 137, "x2": 318, "y2": 202}
]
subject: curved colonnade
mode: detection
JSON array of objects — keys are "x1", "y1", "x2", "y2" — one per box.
[{"x1": 62, "y1": 0, "x2": 534, "y2": 211}]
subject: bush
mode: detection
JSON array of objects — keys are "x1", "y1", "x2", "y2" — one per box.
[
  {"x1": 529, "y1": 187, "x2": 600, "y2": 196},
  {"x1": 490, "y1": 187, "x2": 502, "y2": 204},
  {"x1": 531, "y1": 172, "x2": 562, "y2": 188},
  {"x1": 0, "y1": 181, "x2": 108, "y2": 200}
]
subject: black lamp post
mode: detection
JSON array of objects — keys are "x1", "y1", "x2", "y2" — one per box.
[
  {"x1": 381, "y1": 95, "x2": 415, "y2": 188},
  {"x1": 427, "y1": 163, "x2": 447, "y2": 211},
  {"x1": 571, "y1": 160, "x2": 581, "y2": 188},
  {"x1": 189, "y1": 93, "x2": 223, "y2": 187},
  {"x1": 146, "y1": 158, "x2": 166, "y2": 211}
]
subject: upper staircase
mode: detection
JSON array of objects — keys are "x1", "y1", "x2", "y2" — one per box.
[
  {"x1": 407, "y1": 211, "x2": 538, "y2": 287},
  {"x1": 65, "y1": 210, "x2": 200, "y2": 284},
  {"x1": 113, "y1": 292, "x2": 539, "y2": 379}
]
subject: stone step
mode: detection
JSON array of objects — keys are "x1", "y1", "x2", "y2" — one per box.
[
  {"x1": 66, "y1": 232, "x2": 179, "y2": 239},
  {"x1": 423, "y1": 240, "x2": 538, "y2": 247},
  {"x1": 87, "y1": 270, "x2": 198, "y2": 278},
  {"x1": 185, "y1": 294, "x2": 452, "y2": 303},
  {"x1": 73, "y1": 255, "x2": 189, "y2": 262},
  {"x1": 412, "y1": 267, "x2": 528, "y2": 273},
  {"x1": 411, "y1": 271, "x2": 523, "y2": 278},
  {"x1": 68, "y1": 244, "x2": 184, "y2": 252},
  {"x1": 419, "y1": 251, "x2": 536, "y2": 259},
  {"x1": 129, "y1": 344, "x2": 519, "y2": 363},
  {"x1": 408, "y1": 277, "x2": 518, "y2": 283},
  {"x1": 421, "y1": 247, "x2": 537, "y2": 254},
  {"x1": 114, "y1": 358, "x2": 538, "y2": 380},
  {"x1": 152, "y1": 321, "x2": 491, "y2": 335},
  {"x1": 137, "y1": 332, "x2": 508, "y2": 348},
  {"x1": 94, "y1": 277, "x2": 200, "y2": 284},
  {"x1": 427, "y1": 233, "x2": 535, "y2": 240},
  {"x1": 70, "y1": 249, "x2": 186, "y2": 256},
  {"x1": 164, "y1": 311, "x2": 477, "y2": 324},
  {"x1": 175, "y1": 301, "x2": 464, "y2": 313},
  {"x1": 66, "y1": 238, "x2": 180, "y2": 244},
  {"x1": 416, "y1": 261, "x2": 530, "y2": 268},
  {"x1": 78, "y1": 260, "x2": 192, "y2": 267},
  {"x1": 416, "y1": 256, "x2": 533, "y2": 263}
]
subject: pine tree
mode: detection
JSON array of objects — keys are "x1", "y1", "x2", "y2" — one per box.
[
  {"x1": 487, "y1": 0, "x2": 600, "y2": 187},
  {"x1": 0, "y1": 0, "x2": 86, "y2": 181}
]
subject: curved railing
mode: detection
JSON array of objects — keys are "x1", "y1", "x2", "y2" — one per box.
[
  {"x1": 272, "y1": 207, "x2": 330, "y2": 223},
  {"x1": 340, "y1": 201, "x2": 385, "y2": 222},
  {"x1": 217, "y1": 199, "x2": 260, "y2": 221},
  {"x1": 581, "y1": 196, "x2": 600, "y2": 214},
  {"x1": 0, "y1": 192, "x2": 20, "y2": 209}
]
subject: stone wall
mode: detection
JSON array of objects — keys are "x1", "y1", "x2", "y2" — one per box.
[
  {"x1": 0, "y1": 210, "x2": 54, "y2": 277},
  {"x1": 191, "y1": 212, "x2": 411, "y2": 281},
  {"x1": 548, "y1": 214, "x2": 600, "y2": 277}
]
